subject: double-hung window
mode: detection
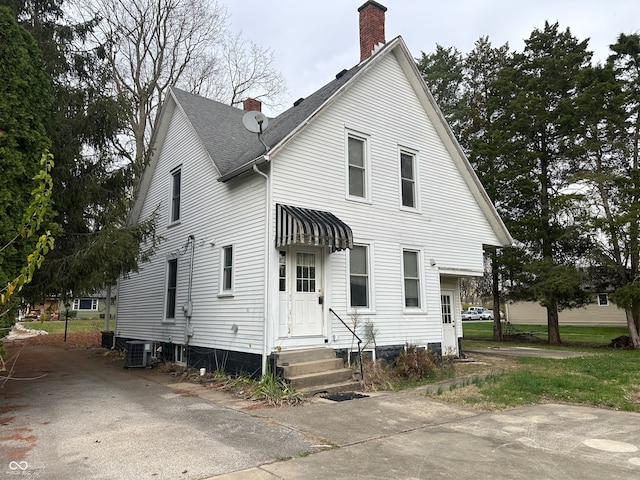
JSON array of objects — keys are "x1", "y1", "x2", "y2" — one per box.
[
  {"x1": 221, "y1": 245, "x2": 234, "y2": 294},
  {"x1": 347, "y1": 133, "x2": 369, "y2": 200},
  {"x1": 170, "y1": 167, "x2": 181, "y2": 223},
  {"x1": 165, "y1": 258, "x2": 178, "y2": 319},
  {"x1": 400, "y1": 150, "x2": 417, "y2": 209},
  {"x1": 402, "y1": 249, "x2": 421, "y2": 308},
  {"x1": 349, "y1": 245, "x2": 370, "y2": 308}
]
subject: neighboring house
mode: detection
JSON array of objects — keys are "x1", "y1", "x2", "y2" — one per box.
[
  {"x1": 68, "y1": 291, "x2": 117, "y2": 320},
  {"x1": 26, "y1": 290, "x2": 116, "y2": 320},
  {"x1": 507, "y1": 294, "x2": 627, "y2": 327},
  {"x1": 113, "y1": 1, "x2": 512, "y2": 375}
]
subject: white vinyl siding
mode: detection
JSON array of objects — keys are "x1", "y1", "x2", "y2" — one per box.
[
  {"x1": 270, "y1": 51, "x2": 492, "y2": 348},
  {"x1": 116, "y1": 105, "x2": 267, "y2": 354}
]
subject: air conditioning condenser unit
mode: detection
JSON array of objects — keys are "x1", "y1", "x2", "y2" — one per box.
[{"x1": 125, "y1": 340, "x2": 153, "y2": 368}]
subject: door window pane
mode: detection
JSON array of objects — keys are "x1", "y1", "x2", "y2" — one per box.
[{"x1": 296, "y1": 253, "x2": 316, "y2": 292}]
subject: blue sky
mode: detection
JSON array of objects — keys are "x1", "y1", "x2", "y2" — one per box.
[{"x1": 225, "y1": 1, "x2": 639, "y2": 116}]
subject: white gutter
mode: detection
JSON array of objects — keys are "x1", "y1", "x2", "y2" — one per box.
[{"x1": 253, "y1": 164, "x2": 271, "y2": 375}]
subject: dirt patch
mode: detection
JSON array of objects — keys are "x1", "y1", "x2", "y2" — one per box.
[
  {"x1": 0, "y1": 427, "x2": 37, "y2": 460},
  {"x1": 12, "y1": 332, "x2": 102, "y2": 349},
  {"x1": 171, "y1": 388, "x2": 199, "y2": 398}
]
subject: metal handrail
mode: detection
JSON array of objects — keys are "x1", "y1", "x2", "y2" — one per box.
[{"x1": 329, "y1": 308, "x2": 364, "y2": 381}]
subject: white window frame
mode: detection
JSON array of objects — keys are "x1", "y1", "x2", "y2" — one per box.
[
  {"x1": 348, "y1": 244, "x2": 375, "y2": 313},
  {"x1": 169, "y1": 166, "x2": 182, "y2": 225},
  {"x1": 345, "y1": 130, "x2": 371, "y2": 202},
  {"x1": 73, "y1": 298, "x2": 98, "y2": 310},
  {"x1": 597, "y1": 293, "x2": 609, "y2": 306},
  {"x1": 401, "y1": 247, "x2": 424, "y2": 312},
  {"x1": 164, "y1": 257, "x2": 178, "y2": 321},
  {"x1": 219, "y1": 245, "x2": 235, "y2": 296},
  {"x1": 174, "y1": 344, "x2": 186, "y2": 365},
  {"x1": 398, "y1": 147, "x2": 420, "y2": 211}
]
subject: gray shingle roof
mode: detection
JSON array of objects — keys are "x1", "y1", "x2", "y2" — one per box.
[{"x1": 170, "y1": 61, "x2": 363, "y2": 179}]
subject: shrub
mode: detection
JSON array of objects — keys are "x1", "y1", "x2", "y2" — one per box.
[{"x1": 394, "y1": 344, "x2": 436, "y2": 380}]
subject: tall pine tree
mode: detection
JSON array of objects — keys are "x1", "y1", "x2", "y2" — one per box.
[{"x1": 2, "y1": 0, "x2": 157, "y2": 306}]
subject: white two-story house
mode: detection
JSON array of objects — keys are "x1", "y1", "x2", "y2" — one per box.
[{"x1": 113, "y1": 1, "x2": 512, "y2": 377}]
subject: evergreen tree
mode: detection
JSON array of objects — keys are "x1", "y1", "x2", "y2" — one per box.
[
  {"x1": 0, "y1": 5, "x2": 53, "y2": 333},
  {"x1": 492, "y1": 22, "x2": 594, "y2": 344},
  {"x1": 577, "y1": 34, "x2": 640, "y2": 347},
  {"x1": 2, "y1": 0, "x2": 158, "y2": 305}
]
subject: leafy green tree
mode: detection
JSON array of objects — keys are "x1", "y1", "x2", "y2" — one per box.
[{"x1": 0, "y1": 5, "x2": 53, "y2": 336}]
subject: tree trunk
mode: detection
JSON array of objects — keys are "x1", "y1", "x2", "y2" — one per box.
[
  {"x1": 547, "y1": 296, "x2": 561, "y2": 345},
  {"x1": 626, "y1": 309, "x2": 640, "y2": 349},
  {"x1": 491, "y1": 253, "x2": 502, "y2": 341}
]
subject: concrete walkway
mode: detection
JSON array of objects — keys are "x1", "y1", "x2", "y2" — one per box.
[{"x1": 2, "y1": 342, "x2": 638, "y2": 479}]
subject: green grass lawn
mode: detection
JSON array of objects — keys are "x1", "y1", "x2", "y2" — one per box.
[
  {"x1": 450, "y1": 351, "x2": 640, "y2": 412},
  {"x1": 462, "y1": 321, "x2": 628, "y2": 346},
  {"x1": 20, "y1": 318, "x2": 114, "y2": 334},
  {"x1": 440, "y1": 321, "x2": 640, "y2": 411}
]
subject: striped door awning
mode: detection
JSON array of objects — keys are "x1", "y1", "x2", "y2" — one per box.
[{"x1": 276, "y1": 204, "x2": 353, "y2": 251}]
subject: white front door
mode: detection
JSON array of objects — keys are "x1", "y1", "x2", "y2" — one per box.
[
  {"x1": 441, "y1": 291, "x2": 458, "y2": 356},
  {"x1": 289, "y1": 248, "x2": 324, "y2": 337}
]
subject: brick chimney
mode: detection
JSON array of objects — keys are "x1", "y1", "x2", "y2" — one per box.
[
  {"x1": 243, "y1": 98, "x2": 262, "y2": 112},
  {"x1": 358, "y1": 1, "x2": 387, "y2": 62}
]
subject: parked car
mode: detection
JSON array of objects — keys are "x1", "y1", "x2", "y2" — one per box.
[
  {"x1": 481, "y1": 309, "x2": 493, "y2": 320},
  {"x1": 461, "y1": 310, "x2": 482, "y2": 321}
]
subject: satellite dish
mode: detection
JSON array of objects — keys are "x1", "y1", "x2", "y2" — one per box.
[{"x1": 242, "y1": 111, "x2": 269, "y2": 134}]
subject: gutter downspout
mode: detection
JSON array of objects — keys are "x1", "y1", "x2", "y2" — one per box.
[
  {"x1": 184, "y1": 235, "x2": 195, "y2": 346},
  {"x1": 253, "y1": 164, "x2": 270, "y2": 375},
  {"x1": 112, "y1": 280, "x2": 119, "y2": 349}
]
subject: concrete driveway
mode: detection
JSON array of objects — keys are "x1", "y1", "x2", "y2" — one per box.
[{"x1": 2, "y1": 342, "x2": 639, "y2": 480}]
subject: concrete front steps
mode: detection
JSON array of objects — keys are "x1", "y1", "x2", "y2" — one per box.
[{"x1": 274, "y1": 347, "x2": 361, "y2": 396}]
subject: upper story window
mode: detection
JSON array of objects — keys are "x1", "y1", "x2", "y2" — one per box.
[
  {"x1": 170, "y1": 167, "x2": 181, "y2": 223},
  {"x1": 165, "y1": 258, "x2": 178, "y2": 319},
  {"x1": 597, "y1": 293, "x2": 609, "y2": 306},
  {"x1": 402, "y1": 249, "x2": 421, "y2": 308},
  {"x1": 349, "y1": 245, "x2": 370, "y2": 308},
  {"x1": 347, "y1": 133, "x2": 370, "y2": 200},
  {"x1": 221, "y1": 245, "x2": 234, "y2": 294},
  {"x1": 400, "y1": 150, "x2": 417, "y2": 209}
]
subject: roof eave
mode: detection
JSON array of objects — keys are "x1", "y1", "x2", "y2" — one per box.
[{"x1": 217, "y1": 153, "x2": 269, "y2": 182}]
